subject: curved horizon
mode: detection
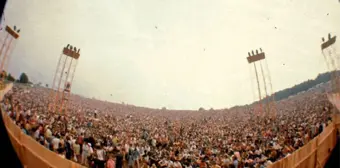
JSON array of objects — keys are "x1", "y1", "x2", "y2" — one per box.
[{"x1": 3, "y1": 0, "x2": 340, "y2": 110}]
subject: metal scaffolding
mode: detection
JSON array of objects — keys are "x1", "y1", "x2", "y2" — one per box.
[
  {"x1": 0, "y1": 25, "x2": 20, "y2": 84},
  {"x1": 48, "y1": 44, "x2": 80, "y2": 114},
  {"x1": 321, "y1": 33, "x2": 338, "y2": 94},
  {"x1": 247, "y1": 48, "x2": 276, "y2": 118}
]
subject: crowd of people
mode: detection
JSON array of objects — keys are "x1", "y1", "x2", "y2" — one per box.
[{"x1": 1, "y1": 83, "x2": 335, "y2": 168}]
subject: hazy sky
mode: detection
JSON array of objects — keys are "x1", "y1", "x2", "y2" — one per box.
[{"x1": 2, "y1": 0, "x2": 340, "y2": 110}]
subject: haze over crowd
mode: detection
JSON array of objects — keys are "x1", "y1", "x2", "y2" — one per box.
[{"x1": 3, "y1": 0, "x2": 340, "y2": 110}]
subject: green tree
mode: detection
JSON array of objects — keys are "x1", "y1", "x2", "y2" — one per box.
[
  {"x1": 19, "y1": 73, "x2": 29, "y2": 83},
  {"x1": 0, "y1": 70, "x2": 7, "y2": 79},
  {"x1": 6, "y1": 73, "x2": 15, "y2": 82}
]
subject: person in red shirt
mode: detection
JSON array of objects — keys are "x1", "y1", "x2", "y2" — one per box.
[
  {"x1": 106, "y1": 154, "x2": 115, "y2": 168},
  {"x1": 77, "y1": 133, "x2": 84, "y2": 155}
]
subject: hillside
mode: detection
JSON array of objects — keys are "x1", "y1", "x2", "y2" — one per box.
[{"x1": 272, "y1": 71, "x2": 333, "y2": 101}]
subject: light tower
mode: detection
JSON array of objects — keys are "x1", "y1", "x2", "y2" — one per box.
[
  {"x1": 0, "y1": 25, "x2": 20, "y2": 83},
  {"x1": 247, "y1": 48, "x2": 276, "y2": 118},
  {"x1": 48, "y1": 44, "x2": 80, "y2": 114},
  {"x1": 321, "y1": 33, "x2": 338, "y2": 94}
]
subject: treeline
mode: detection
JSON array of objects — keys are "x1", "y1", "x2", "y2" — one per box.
[
  {"x1": 1, "y1": 71, "x2": 30, "y2": 84},
  {"x1": 270, "y1": 72, "x2": 332, "y2": 102}
]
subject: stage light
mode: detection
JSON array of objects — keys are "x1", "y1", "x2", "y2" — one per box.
[
  {"x1": 74, "y1": 47, "x2": 77, "y2": 52},
  {"x1": 77, "y1": 49, "x2": 80, "y2": 53},
  {"x1": 17, "y1": 29, "x2": 20, "y2": 33},
  {"x1": 322, "y1": 37, "x2": 325, "y2": 42},
  {"x1": 328, "y1": 33, "x2": 331, "y2": 40},
  {"x1": 13, "y1": 25, "x2": 16, "y2": 31},
  {"x1": 260, "y1": 48, "x2": 262, "y2": 52},
  {"x1": 67, "y1": 44, "x2": 70, "y2": 48},
  {"x1": 256, "y1": 50, "x2": 259, "y2": 55},
  {"x1": 251, "y1": 50, "x2": 255, "y2": 56},
  {"x1": 248, "y1": 52, "x2": 251, "y2": 57}
]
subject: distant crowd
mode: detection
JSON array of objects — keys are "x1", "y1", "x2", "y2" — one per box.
[{"x1": 1, "y1": 84, "x2": 335, "y2": 168}]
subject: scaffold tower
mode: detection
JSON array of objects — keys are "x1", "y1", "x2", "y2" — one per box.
[
  {"x1": 0, "y1": 25, "x2": 20, "y2": 83},
  {"x1": 321, "y1": 33, "x2": 338, "y2": 94},
  {"x1": 247, "y1": 48, "x2": 276, "y2": 118},
  {"x1": 48, "y1": 44, "x2": 80, "y2": 114}
]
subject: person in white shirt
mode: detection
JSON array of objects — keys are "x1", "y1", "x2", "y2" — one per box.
[
  {"x1": 82, "y1": 143, "x2": 91, "y2": 166},
  {"x1": 95, "y1": 144, "x2": 106, "y2": 168},
  {"x1": 34, "y1": 128, "x2": 40, "y2": 140},
  {"x1": 51, "y1": 137, "x2": 60, "y2": 151}
]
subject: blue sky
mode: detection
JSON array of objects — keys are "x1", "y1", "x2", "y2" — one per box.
[{"x1": 2, "y1": 0, "x2": 340, "y2": 110}]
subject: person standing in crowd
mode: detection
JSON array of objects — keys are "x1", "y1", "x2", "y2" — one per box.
[
  {"x1": 127, "y1": 148, "x2": 134, "y2": 168},
  {"x1": 52, "y1": 135, "x2": 61, "y2": 152},
  {"x1": 106, "y1": 154, "x2": 115, "y2": 168},
  {"x1": 232, "y1": 156, "x2": 238, "y2": 168},
  {"x1": 95, "y1": 144, "x2": 106, "y2": 168},
  {"x1": 115, "y1": 150, "x2": 123, "y2": 168},
  {"x1": 65, "y1": 136, "x2": 73, "y2": 160},
  {"x1": 132, "y1": 147, "x2": 140, "y2": 168},
  {"x1": 34, "y1": 125, "x2": 42, "y2": 140},
  {"x1": 82, "y1": 143, "x2": 91, "y2": 166},
  {"x1": 73, "y1": 141, "x2": 81, "y2": 163}
]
